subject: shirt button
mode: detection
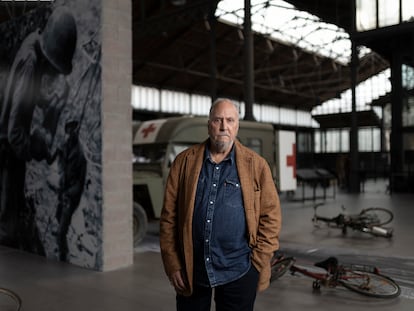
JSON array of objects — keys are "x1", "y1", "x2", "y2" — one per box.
[
  {"x1": 215, "y1": 166, "x2": 219, "y2": 170},
  {"x1": 209, "y1": 201, "x2": 213, "y2": 204},
  {"x1": 213, "y1": 183, "x2": 217, "y2": 187},
  {"x1": 205, "y1": 239, "x2": 209, "y2": 243},
  {"x1": 206, "y1": 257, "x2": 210, "y2": 261},
  {"x1": 207, "y1": 219, "x2": 211, "y2": 223}
]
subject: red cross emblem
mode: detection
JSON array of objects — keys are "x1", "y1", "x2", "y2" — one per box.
[
  {"x1": 141, "y1": 123, "x2": 157, "y2": 138},
  {"x1": 286, "y1": 143, "x2": 296, "y2": 178}
]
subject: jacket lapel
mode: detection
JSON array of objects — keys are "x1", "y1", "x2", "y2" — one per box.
[
  {"x1": 183, "y1": 142, "x2": 206, "y2": 220},
  {"x1": 235, "y1": 141, "x2": 254, "y2": 208}
]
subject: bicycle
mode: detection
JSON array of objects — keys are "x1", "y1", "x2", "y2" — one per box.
[
  {"x1": 0, "y1": 287, "x2": 22, "y2": 311},
  {"x1": 312, "y1": 202, "x2": 394, "y2": 238},
  {"x1": 270, "y1": 253, "x2": 401, "y2": 298}
]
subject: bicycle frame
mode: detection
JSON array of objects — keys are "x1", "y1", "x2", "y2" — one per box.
[
  {"x1": 290, "y1": 263, "x2": 335, "y2": 288},
  {"x1": 290, "y1": 260, "x2": 378, "y2": 288},
  {"x1": 270, "y1": 255, "x2": 401, "y2": 298},
  {"x1": 289, "y1": 257, "x2": 340, "y2": 289},
  {"x1": 312, "y1": 203, "x2": 394, "y2": 238}
]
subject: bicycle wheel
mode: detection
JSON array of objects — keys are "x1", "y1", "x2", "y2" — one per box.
[
  {"x1": 270, "y1": 257, "x2": 295, "y2": 282},
  {"x1": 359, "y1": 207, "x2": 393, "y2": 226},
  {"x1": 339, "y1": 269, "x2": 401, "y2": 298},
  {"x1": 0, "y1": 287, "x2": 22, "y2": 311}
]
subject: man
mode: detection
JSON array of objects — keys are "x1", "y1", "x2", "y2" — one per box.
[
  {"x1": 160, "y1": 98, "x2": 282, "y2": 310},
  {"x1": 55, "y1": 120, "x2": 86, "y2": 261},
  {"x1": 0, "y1": 6, "x2": 77, "y2": 251}
]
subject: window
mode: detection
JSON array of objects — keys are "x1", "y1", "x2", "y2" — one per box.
[
  {"x1": 378, "y1": 0, "x2": 399, "y2": 27},
  {"x1": 297, "y1": 132, "x2": 312, "y2": 152},
  {"x1": 358, "y1": 127, "x2": 381, "y2": 152},
  {"x1": 357, "y1": 0, "x2": 414, "y2": 32},
  {"x1": 242, "y1": 137, "x2": 263, "y2": 155},
  {"x1": 403, "y1": 97, "x2": 414, "y2": 127},
  {"x1": 402, "y1": 0, "x2": 414, "y2": 21},
  {"x1": 133, "y1": 143, "x2": 167, "y2": 164},
  {"x1": 314, "y1": 129, "x2": 348, "y2": 153},
  {"x1": 356, "y1": 0, "x2": 377, "y2": 31},
  {"x1": 314, "y1": 128, "x2": 378, "y2": 153}
]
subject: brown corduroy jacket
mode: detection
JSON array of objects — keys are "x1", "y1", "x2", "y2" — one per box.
[{"x1": 159, "y1": 139, "x2": 282, "y2": 296}]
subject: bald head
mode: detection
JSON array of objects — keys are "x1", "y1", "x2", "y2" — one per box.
[
  {"x1": 208, "y1": 98, "x2": 239, "y2": 154},
  {"x1": 209, "y1": 98, "x2": 239, "y2": 120}
]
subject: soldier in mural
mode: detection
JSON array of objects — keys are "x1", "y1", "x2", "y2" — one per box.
[
  {"x1": 0, "y1": 6, "x2": 78, "y2": 253},
  {"x1": 55, "y1": 119, "x2": 87, "y2": 261}
]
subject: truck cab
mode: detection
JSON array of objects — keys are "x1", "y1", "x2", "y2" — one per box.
[{"x1": 132, "y1": 116, "x2": 291, "y2": 245}]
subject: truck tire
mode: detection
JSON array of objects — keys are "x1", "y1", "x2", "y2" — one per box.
[{"x1": 133, "y1": 202, "x2": 148, "y2": 247}]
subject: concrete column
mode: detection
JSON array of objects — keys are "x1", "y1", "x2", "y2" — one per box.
[{"x1": 101, "y1": 0, "x2": 133, "y2": 271}]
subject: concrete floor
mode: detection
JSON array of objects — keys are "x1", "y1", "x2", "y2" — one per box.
[{"x1": 1, "y1": 178, "x2": 413, "y2": 310}]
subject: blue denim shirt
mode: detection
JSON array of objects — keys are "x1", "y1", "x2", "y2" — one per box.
[{"x1": 192, "y1": 144, "x2": 251, "y2": 287}]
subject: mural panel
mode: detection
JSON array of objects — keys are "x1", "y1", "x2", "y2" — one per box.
[{"x1": 0, "y1": 0, "x2": 102, "y2": 269}]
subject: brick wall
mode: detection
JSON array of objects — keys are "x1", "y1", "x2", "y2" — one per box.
[{"x1": 101, "y1": 0, "x2": 133, "y2": 271}]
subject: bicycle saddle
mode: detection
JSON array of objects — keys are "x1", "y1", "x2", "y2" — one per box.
[{"x1": 314, "y1": 256, "x2": 338, "y2": 273}]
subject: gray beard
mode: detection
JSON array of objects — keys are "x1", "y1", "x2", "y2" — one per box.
[{"x1": 213, "y1": 140, "x2": 232, "y2": 153}]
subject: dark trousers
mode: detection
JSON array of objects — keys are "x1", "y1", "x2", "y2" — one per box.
[{"x1": 176, "y1": 265, "x2": 259, "y2": 311}]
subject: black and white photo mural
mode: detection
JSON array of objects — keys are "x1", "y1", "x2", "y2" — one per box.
[{"x1": 0, "y1": 0, "x2": 103, "y2": 269}]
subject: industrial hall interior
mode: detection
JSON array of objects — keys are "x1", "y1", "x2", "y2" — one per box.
[{"x1": 0, "y1": 0, "x2": 414, "y2": 310}]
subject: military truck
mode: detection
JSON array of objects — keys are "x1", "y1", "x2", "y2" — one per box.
[{"x1": 132, "y1": 116, "x2": 296, "y2": 246}]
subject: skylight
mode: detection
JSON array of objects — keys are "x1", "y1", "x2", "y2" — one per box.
[
  {"x1": 216, "y1": 0, "x2": 365, "y2": 65},
  {"x1": 216, "y1": 0, "x2": 391, "y2": 115}
]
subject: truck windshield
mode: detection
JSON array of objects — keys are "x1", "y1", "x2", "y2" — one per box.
[
  {"x1": 168, "y1": 143, "x2": 195, "y2": 166},
  {"x1": 133, "y1": 143, "x2": 167, "y2": 164},
  {"x1": 133, "y1": 142, "x2": 196, "y2": 167}
]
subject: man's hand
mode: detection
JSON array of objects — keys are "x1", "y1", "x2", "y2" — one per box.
[{"x1": 170, "y1": 270, "x2": 188, "y2": 293}]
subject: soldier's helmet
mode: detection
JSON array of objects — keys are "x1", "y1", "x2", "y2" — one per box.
[{"x1": 40, "y1": 7, "x2": 77, "y2": 75}]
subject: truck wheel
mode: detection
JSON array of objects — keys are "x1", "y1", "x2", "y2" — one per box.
[{"x1": 133, "y1": 202, "x2": 148, "y2": 247}]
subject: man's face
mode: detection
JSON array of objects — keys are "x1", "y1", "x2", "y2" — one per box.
[{"x1": 208, "y1": 100, "x2": 239, "y2": 153}]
